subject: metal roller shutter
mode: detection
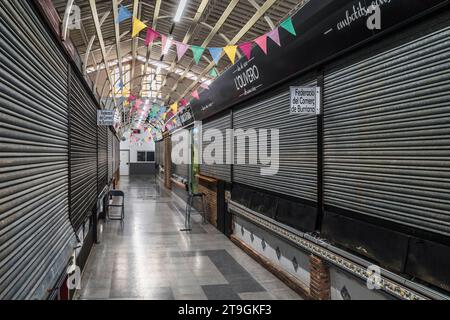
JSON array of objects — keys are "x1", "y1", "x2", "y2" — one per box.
[
  {"x1": 233, "y1": 80, "x2": 317, "y2": 202},
  {"x1": 108, "y1": 129, "x2": 113, "y2": 183},
  {"x1": 0, "y1": 0, "x2": 75, "y2": 299},
  {"x1": 69, "y1": 71, "x2": 97, "y2": 232},
  {"x1": 114, "y1": 135, "x2": 120, "y2": 177},
  {"x1": 172, "y1": 130, "x2": 189, "y2": 180},
  {"x1": 323, "y1": 26, "x2": 450, "y2": 236},
  {"x1": 98, "y1": 126, "x2": 108, "y2": 192},
  {"x1": 155, "y1": 140, "x2": 160, "y2": 165},
  {"x1": 200, "y1": 111, "x2": 232, "y2": 182}
]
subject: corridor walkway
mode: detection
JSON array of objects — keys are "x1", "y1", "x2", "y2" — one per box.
[{"x1": 77, "y1": 176, "x2": 302, "y2": 300}]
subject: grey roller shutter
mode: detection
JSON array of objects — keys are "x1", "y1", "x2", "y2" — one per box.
[
  {"x1": 155, "y1": 140, "x2": 161, "y2": 165},
  {"x1": 107, "y1": 129, "x2": 113, "y2": 183},
  {"x1": 233, "y1": 80, "x2": 317, "y2": 202},
  {"x1": 69, "y1": 71, "x2": 97, "y2": 232},
  {"x1": 0, "y1": 0, "x2": 75, "y2": 299},
  {"x1": 172, "y1": 130, "x2": 188, "y2": 180},
  {"x1": 114, "y1": 135, "x2": 119, "y2": 178},
  {"x1": 200, "y1": 111, "x2": 232, "y2": 182},
  {"x1": 98, "y1": 126, "x2": 108, "y2": 192},
  {"x1": 323, "y1": 26, "x2": 450, "y2": 236}
]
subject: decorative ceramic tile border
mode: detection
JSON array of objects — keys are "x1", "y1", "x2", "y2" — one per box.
[{"x1": 228, "y1": 201, "x2": 429, "y2": 301}]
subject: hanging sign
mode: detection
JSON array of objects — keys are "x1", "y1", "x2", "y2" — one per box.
[
  {"x1": 290, "y1": 86, "x2": 321, "y2": 115},
  {"x1": 97, "y1": 110, "x2": 115, "y2": 126}
]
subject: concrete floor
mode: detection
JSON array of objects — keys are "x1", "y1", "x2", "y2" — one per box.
[{"x1": 76, "y1": 175, "x2": 302, "y2": 300}]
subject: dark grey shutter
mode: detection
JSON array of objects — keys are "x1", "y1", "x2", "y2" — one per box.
[
  {"x1": 233, "y1": 80, "x2": 317, "y2": 202},
  {"x1": 200, "y1": 111, "x2": 232, "y2": 182},
  {"x1": 107, "y1": 129, "x2": 113, "y2": 184},
  {"x1": 323, "y1": 26, "x2": 450, "y2": 236},
  {"x1": 0, "y1": 0, "x2": 75, "y2": 299},
  {"x1": 69, "y1": 71, "x2": 97, "y2": 232},
  {"x1": 172, "y1": 130, "x2": 188, "y2": 180},
  {"x1": 98, "y1": 126, "x2": 108, "y2": 192},
  {"x1": 155, "y1": 140, "x2": 161, "y2": 165},
  {"x1": 114, "y1": 135, "x2": 119, "y2": 178}
]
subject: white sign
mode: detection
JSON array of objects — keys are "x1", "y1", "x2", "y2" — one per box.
[
  {"x1": 290, "y1": 86, "x2": 321, "y2": 115},
  {"x1": 97, "y1": 110, "x2": 115, "y2": 126}
]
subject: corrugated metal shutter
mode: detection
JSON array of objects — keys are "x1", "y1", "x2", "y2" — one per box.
[
  {"x1": 107, "y1": 129, "x2": 113, "y2": 184},
  {"x1": 98, "y1": 126, "x2": 108, "y2": 192},
  {"x1": 155, "y1": 140, "x2": 160, "y2": 165},
  {"x1": 323, "y1": 26, "x2": 450, "y2": 236},
  {"x1": 69, "y1": 71, "x2": 97, "y2": 232},
  {"x1": 0, "y1": 0, "x2": 75, "y2": 299},
  {"x1": 200, "y1": 111, "x2": 232, "y2": 182},
  {"x1": 114, "y1": 135, "x2": 120, "y2": 177},
  {"x1": 172, "y1": 130, "x2": 189, "y2": 180},
  {"x1": 233, "y1": 80, "x2": 317, "y2": 202}
]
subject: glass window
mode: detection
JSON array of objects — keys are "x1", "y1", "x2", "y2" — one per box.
[{"x1": 137, "y1": 151, "x2": 146, "y2": 162}]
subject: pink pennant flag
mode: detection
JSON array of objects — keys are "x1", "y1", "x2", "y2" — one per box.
[
  {"x1": 254, "y1": 34, "x2": 268, "y2": 54},
  {"x1": 128, "y1": 95, "x2": 136, "y2": 102},
  {"x1": 145, "y1": 28, "x2": 160, "y2": 46},
  {"x1": 180, "y1": 98, "x2": 187, "y2": 107},
  {"x1": 267, "y1": 28, "x2": 281, "y2": 46},
  {"x1": 238, "y1": 42, "x2": 253, "y2": 60},
  {"x1": 175, "y1": 41, "x2": 189, "y2": 61},
  {"x1": 161, "y1": 35, "x2": 168, "y2": 55},
  {"x1": 200, "y1": 83, "x2": 209, "y2": 90},
  {"x1": 135, "y1": 99, "x2": 143, "y2": 109},
  {"x1": 191, "y1": 90, "x2": 200, "y2": 100}
]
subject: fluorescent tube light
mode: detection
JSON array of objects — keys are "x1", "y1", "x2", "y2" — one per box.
[{"x1": 174, "y1": 0, "x2": 188, "y2": 23}]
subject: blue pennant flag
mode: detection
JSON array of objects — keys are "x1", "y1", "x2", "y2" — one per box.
[
  {"x1": 117, "y1": 5, "x2": 132, "y2": 24},
  {"x1": 117, "y1": 80, "x2": 124, "y2": 89},
  {"x1": 209, "y1": 47, "x2": 223, "y2": 65}
]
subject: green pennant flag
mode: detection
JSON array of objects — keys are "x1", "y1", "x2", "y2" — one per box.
[
  {"x1": 191, "y1": 45, "x2": 205, "y2": 64},
  {"x1": 280, "y1": 17, "x2": 296, "y2": 36},
  {"x1": 209, "y1": 68, "x2": 218, "y2": 78}
]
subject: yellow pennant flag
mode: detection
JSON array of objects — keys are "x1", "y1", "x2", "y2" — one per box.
[
  {"x1": 170, "y1": 102, "x2": 178, "y2": 113},
  {"x1": 224, "y1": 45, "x2": 237, "y2": 64},
  {"x1": 132, "y1": 18, "x2": 147, "y2": 38}
]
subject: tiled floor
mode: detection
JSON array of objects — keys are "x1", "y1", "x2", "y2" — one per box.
[{"x1": 76, "y1": 175, "x2": 302, "y2": 300}]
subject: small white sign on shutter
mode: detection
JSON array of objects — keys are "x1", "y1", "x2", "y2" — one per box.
[
  {"x1": 290, "y1": 86, "x2": 321, "y2": 115},
  {"x1": 97, "y1": 110, "x2": 115, "y2": 126}
]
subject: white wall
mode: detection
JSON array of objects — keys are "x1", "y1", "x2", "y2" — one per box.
[{"x1": 120, "y1": 131, "x2": 155, "y2": 163}]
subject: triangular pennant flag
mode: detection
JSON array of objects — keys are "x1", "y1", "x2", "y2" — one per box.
[
  {"x1": 267, "y1": 28, "x2": 281, "y2": 46},
  {"x1": 191, "y1": 90, "x2": 200, "y2": 100},
  {"x1": 161, "y1": 35, "x2": 168, "y2": 55},
  {"x1": 117, "y1": 5, "x2": 132, "y2": 24},
  {"x1": 280, "y1": 17, "x2": 296, "y2": 36},
  {"x1": 208, "y1": 47, "x2": 223, "y2": 65},
  {"x1": 145, "y1": 28, "x2": 160, "y2": 46},
  {"x1": 209, "y1": 68, "x2": 218, "y2": 78},
  {"x1": 191, "y1": 46, "x2": 205, "y2": 64},
  {"x1": 180, "y1": 99, "x2": 187, "y2": 107},
  {"x1": 238, "y1": 42, "x2": 253, "y2": 60},
  {"x1": 175, "y1": 41, "x2": 189, "y2": 61},
  {"x1": 128, "y1": 95, "x2": 136, "y2": 102},
  {"x1": 170, "y1": 102, "x2": 178, "y2": 113},
  {"x1": 200, "y1": 83, "x2": 209, "y2": 90},
  {"x1": 132, "y1": 18, "x2": 147, "y2": 38},
  {"x1": 224, "y1": 45, "x2": 237, "y2": 64},
  {"x1": 254, "y1": 34, "x2": 268, "y2": 54},
  {"x1": 118, "y1": 79, "x2": 124, "y2": 89}
]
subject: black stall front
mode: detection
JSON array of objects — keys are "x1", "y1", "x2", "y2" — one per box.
[{"x1": 190, "y1": 0, "x2": 450, "y2": 296}]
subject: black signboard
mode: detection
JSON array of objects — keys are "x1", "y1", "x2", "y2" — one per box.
[
  {"x1": 191, "y1": 0, "x2": 449, "y2": 121},
  {"x1": 178, "y1": 106, "x2": 195, "y2": 127}
]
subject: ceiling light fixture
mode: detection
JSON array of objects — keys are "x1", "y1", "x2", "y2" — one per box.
[{"x1": 174, "y1": 0, "x2": 188, "y2": 23}]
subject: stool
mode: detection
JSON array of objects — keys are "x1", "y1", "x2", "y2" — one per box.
[
  {"x1": 180, "y1": 192, "x2": 207, "y2": 232},
  {"x1": 107, "y1": 190, "x2": 125, "y2": 221}
]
